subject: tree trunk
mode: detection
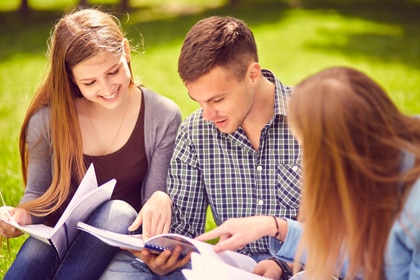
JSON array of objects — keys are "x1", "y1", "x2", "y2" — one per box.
[
  {"x1": 19, "y1": 0, "x2": 30, "y2": 15},
  {"x1": 228, "y1": 0, "x2": 240, "y2": 7},
  {"x1": 79, "y1": 0, "x2": 89, "y2": 7},
  {"x1": 120, "y1": 0, "x2": 130, "y2": 12}
]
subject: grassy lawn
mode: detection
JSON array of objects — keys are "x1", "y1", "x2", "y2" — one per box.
[{"x1": 1, "y1": 0, "x2": 419, "y2": 276}]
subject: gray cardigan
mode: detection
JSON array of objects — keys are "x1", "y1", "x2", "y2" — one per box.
[{"x1": 20, "y1": 87, "x2": 181, "y2": 223}]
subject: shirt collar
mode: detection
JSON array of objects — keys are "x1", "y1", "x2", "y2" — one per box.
[{"x1": 261, "y1": 69, "x2": 290, "y2": 117}]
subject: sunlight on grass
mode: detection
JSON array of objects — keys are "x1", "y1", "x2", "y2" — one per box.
[
  {"x1": 256, "y1": 9, "x2": 419, "y2": 114},
  {"x1": 131, "y1": 42, "x2": 199, "y2": 118}
]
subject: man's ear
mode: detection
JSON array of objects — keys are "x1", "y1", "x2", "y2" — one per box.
[
  {"x1": 123, "y1": 39, "x2": 131, "y2": 63},
  {"x1": 248, "y1": 62, "x2": 261, "y2": 83}
]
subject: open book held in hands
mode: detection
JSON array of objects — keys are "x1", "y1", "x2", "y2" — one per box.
[
  {"x1": 1, "y1": 164, "x2": 116, "y2": 261},
  {"x1": 77, "y1": 222, "x2": 268, "y2": 279}
]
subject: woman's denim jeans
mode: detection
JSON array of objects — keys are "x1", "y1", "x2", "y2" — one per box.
[
  {"x1": 100, "y1": 250, "x2": 190, "y2": 280},
  {"x1": 5, "y1": 200, "x2": 137, "y2": 280}
]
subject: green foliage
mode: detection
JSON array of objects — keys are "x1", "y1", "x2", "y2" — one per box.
[{"x1": 1, "y1": 0, "x2": 419, "y2": 275}]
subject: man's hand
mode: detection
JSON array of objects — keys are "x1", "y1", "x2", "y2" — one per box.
[
  {"x1": 129, "y1": 245, "x2": 191, "y2": 275},
  {"x1": 253, "y1": 259, "x2": 282, "y2": 279}
]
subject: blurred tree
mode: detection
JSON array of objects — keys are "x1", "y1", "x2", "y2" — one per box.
[
  {"x1": 79, "y1": 0, "x2": 130, "y2": 11},
  {"x1": 18, "y1": 0, "x2": 130, "y2": 14},
  {"x1": 120, "y1": 0, "x2": 129, "y2": 11},
  {"x1": 228, "y1": 0, "x2": 240, "y2": 6},
  {"x1": 18, "y1": 0, "x2": 29, "y2": 14},
  {"x1": 291, "y1": 0, "x2": 406, "y2": 7}
]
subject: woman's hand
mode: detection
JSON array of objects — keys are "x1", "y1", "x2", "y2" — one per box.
[
  {"x1": 196, "y1": 216, "x2": 281, "y2": 253},
  {"x1": 128, "y1": 191, "x2": 172, "y2": 240},
  {"x1": 0, "y1": 206, "x2": 31, "y2": 238}
]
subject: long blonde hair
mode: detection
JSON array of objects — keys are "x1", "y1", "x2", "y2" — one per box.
[
  {"x1": 18, "y1": 8, "x2": 135, "y2": 216},
  {"x1": 288, "y1": 66, "x2": 420, "y2": 279}
]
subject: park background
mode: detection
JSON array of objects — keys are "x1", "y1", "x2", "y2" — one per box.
[{"x1": 1, "y1": 0, "x2": 419, "y2": 276}]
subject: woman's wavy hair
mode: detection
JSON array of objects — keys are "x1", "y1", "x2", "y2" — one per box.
[
  {"x1": 288, "y1": 66, "x2": 420, "y2": 279},
  {"x1": 18, "y1": 8, "x2": 135, "y2": 216}
]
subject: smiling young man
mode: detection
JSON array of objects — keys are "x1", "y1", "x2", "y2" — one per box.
[
  {"x1": 113, "y1": 16, "x2": 303, "y2": 280},
  {"x1": 169, "y1": 16, "x2": 302, "y2": 277},
  {"x1": 171, "y1": 14, "x2": 302, "y2": 236}
]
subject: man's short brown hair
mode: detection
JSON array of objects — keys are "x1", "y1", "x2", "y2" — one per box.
[{"x1": 178, "y1": 16, "x2": 258, "y2": 84}]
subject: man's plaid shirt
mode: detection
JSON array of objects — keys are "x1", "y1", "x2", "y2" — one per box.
[{"x1": 168, "y1": 69, "x2": 302, "y2": 257}]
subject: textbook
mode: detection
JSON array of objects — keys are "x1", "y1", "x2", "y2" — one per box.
[
  {"x1": 77, "y1": 222, "x2": 269, "y2": 279},
  {"x1": 0, "y1": 164, "x2": 116, "y2": 261}
]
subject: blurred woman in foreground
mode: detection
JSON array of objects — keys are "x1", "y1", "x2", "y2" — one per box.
[{"x1": 198, "y1": 66, "x2": 420, "y2": 280}]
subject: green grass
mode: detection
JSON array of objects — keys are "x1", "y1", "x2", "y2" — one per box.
[{"x1": 1, "y1": 0, "x2": 420, "y2": 276}]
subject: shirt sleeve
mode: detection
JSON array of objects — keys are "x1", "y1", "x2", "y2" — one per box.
[
  {"x1": 167, "y1": 121, "x2": 208, "y2": 238},
  {"x1": 385, "y1": 179, "x2": 420, "y2": 280},
  {"x1": 19, "y1": 107, "x2": 53, "y2": 224},
  {"x1": 269, "y1": 218, "x2": 302, "y2": 263},
  {"x1": 141, "y1": 88, "x2": 182, "y2": 203},
  {"x1": 269, "y1": 219, "x2": 350, "y2": 279}
]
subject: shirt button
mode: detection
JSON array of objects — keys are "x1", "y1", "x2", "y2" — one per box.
[
  {"x1": 292, "y1": 165, "x2": 298, "y2": 172},
  {"x1": 258, "y1": 200, "x2": 264, "y2": 205},
  {"x1": 257, "y1": 166, "x2": 263, "y2": 171}
]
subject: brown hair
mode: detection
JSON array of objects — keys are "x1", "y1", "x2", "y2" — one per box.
[
  {"x1": 288, "y1": 66, "x2": 420, "y2": 279},
  {"x1": 178, "y1": 16, "x2": 258, "y2": 84},
  {"x1": 18, "y1": 8, "x2": 134, "y2": 216}
]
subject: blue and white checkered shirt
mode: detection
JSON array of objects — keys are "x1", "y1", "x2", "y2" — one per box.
[{"x1": 168, "y1": 69, "x2": 302, "y2": 257}]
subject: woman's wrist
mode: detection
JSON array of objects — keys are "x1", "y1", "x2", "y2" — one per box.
[
  {"x1": 272, "y1": 216, "x2": 280, "y2": 238},
  {"x1": 271, "y1": 216, "x2": 287, "y2": 242}
]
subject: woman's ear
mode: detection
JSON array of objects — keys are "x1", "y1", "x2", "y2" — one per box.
[{"x1": 123, "y1": 39, "x2": 131, "y2": 63}]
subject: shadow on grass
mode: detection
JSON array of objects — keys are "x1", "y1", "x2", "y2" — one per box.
[
  {"x1": 299, "y1": 1, "x2": 420, "y2": 70},
  {"x1": 0, "y1": 0, "x2": 419, "y2": 68}
]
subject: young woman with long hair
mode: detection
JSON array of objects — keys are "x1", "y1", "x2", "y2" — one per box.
[
  {"x1": 198, "y1": 66, "x2": 420, "y2": 280},
  {"x1": 0, "y1": 8, "x2": 181, "y2": 279}
]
